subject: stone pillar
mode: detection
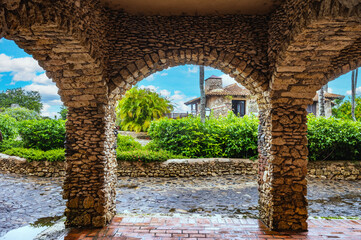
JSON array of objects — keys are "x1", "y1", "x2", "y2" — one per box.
[
  {"x1": 258, "y1": 102, "x2": 308, "y2": 231},
  {"x1": 63, "y1": 103, "x2": 117, "y2": 227}
]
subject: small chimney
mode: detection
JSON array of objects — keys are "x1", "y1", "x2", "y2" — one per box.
[{"x1": 205, "y1": 75, "x2": 222, "y2": 91}]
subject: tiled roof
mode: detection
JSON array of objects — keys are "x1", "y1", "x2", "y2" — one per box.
[
  {"x1": 206, "y1": 75, "x2": 222, "y2": 79},
  {"x1": 184, "y1": 83, "x2": 251, "y2": 105},
  {"x1": 313, "y1": 92, "x2": 345, "y2": 101}
]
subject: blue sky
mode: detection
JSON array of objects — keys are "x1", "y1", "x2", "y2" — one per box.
[{"x1": 0, "y1": 38, "x2": 360, "y2": 118}]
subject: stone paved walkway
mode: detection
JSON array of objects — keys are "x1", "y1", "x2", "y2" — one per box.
[
  {"x1": 0, "y1": 173, "x2": 360, "y2": 237},
  {"x1": 64, "y1": 216, "x2": 361, "y2": 240}
]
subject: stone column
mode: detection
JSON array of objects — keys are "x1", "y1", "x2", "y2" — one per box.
[
  {"x1": 258, "y1": 101, "x2": 308, "y2": 231},
  {"x1": 63, "y1": 103, "x2": 117, "y2": 227}
]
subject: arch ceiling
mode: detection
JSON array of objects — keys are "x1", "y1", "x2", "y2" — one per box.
[{"x1": 100, "y1": 0, "x2": 284, "y2": 15}]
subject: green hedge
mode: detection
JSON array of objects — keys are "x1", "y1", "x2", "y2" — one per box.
[
  {"x1": 148, "y1": 113, "x2": 258, "y2": 158},
  {"x1": 18, "y1": 119, "x2": 66, "y2": 151},
  {"x1": 116, "y1": 149, "x2": 185, "y2": 163},
  {"x1": 0, "y1": 115, "x2": 18, "y2": 140},
  {"x1": 3, "y1": 148, "x2": 65, "y2": 162},
  {"x1": 307, "y1": 115, "x2": 361, "y2": 161},
  {"x1": 117, "y1": 134, "x2": 142, "y2": 151},
  {"x1": 149, "y1": 113, "x2": 361, "y2": 161},
  {"x1": 0, "y1": 139, "x2": 24, "y2": 152}
]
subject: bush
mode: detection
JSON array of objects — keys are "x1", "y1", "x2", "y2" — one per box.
[
  {"x1": 0, "y1": 139, "x2": 24, "y2": 152},
  {"x1": 18, "y1": 119, "x2": 66, "y2": 151},
  {"x1": 3, "y1": 147, "x2": 65, "y2": 162},
  {"x1": 307, "y1": 115, "x2": 361, "y2": 161},
  {"x1": 116, "y1": 149, "x2": 185, "y2": 163},
  {"x1": 117, "y1": 135, "x2": 142, "y2": 151},
  {"x1": 0, "y1": 115, "x2": 18, "y2": 140},
  {"x1": 148, "y1": 113, "x2": 258, "y2": 158},
  {"x1": 0, "y1": 107, "x2": 40, "y2": 121}
]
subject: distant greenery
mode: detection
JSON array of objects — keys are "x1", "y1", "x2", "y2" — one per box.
[
  {"x1": 0, "y1": 88, "x2": 43, "y2": 113},
  {"x1": 3, "y1": 148, "x2": 65, "y2": 162},
  {"x1": 117, "y1": 135, "x2": 142, "y2": 152},
  {"x1": 0, "y1": 107, "x2": 41, "y2": 121},
  {"x1": 59, "y1": 105, "x2": 68, "y2": 120},
  {"x1": 0, "y1": 115, "x2": 18, "y2": 140},
  {"x1": 332, "y1": 97, "x2": 361, "y2": 121},
  {"x1": 148, "y1": 113, "x2": 258, "y2": 158},
  {"x1": 18, "y1": 119, "x2": 66, "y2": 151},
  {"x1": 116, "y1": 87, "x2": 174, "y2": 132},
  {"x1": 307, "y1": 114, "x2": 361, "y2": 161}
]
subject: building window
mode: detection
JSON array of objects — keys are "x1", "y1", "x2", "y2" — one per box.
[
  {"x1": 232, "y1": 100, "x2": 246, "y2": 117},
  {"x1": 307, "y1": 103, "x2": 317, "y2": 115}
]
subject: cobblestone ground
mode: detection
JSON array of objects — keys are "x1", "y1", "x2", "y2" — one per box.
[{"x1": 0, "y1": 173, "x2": 360, "y2": 237}]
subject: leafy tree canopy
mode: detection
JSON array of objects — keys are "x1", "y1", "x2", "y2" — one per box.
[
  {"x1": 0, "y1": 88, "x2": 43, "y2": 113},
  {"x1": 332, "y1": 97, "x2": 361, "y2": 121},
  {"x1": 59, "y1": 105, "x2": 68, "y2": 120},
  {"x1": 116, "y1": 87, "x2": 174, "y2": 132},
  {"x1": 0, "y1": 107, "x2": 41, "y2": 121}
]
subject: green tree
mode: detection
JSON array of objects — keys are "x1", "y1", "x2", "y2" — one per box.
[
  {"x1": 116, "y1": 87, "x2": 174, "y2": 132},
  {"x1": 0, "y1": 88, "x2": 43, "y2": 113},
  {"x1": 59, "y1": 105, "x2": 68, "y2": 120},
  {"x1": 0, "y1": 107, "x2": 40, "y2": 121},
  {"x1": 332, "y1": 97, "x2": 361, "y2": 121}
]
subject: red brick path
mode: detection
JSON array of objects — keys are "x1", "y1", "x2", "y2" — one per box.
[{"x1": 64, "y1": 216, "x2": 361, "y2": 240}]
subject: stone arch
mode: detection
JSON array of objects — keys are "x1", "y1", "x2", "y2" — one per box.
[
  {"x1": 108, "y1": 49, "x2": 269, "y2": 102},
  {"x1": 0, "y1": 0, "x2": 117, "y2": 228}
]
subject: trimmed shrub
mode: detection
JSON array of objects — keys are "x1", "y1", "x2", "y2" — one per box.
[
  {"x1": 117, "y1": 135, "x2": 142, "y2": 151},
  {"x1": 0, "y1": 139, "x2": 24, "y2": 152},
  {"x1": 307, "y1": 115, "x2": 361, "y2": 161},
  {"x1": 116, "y1": 149, "x2": 185, "y2": 163},
  {"x1": 148, "y1": 113, "x2": 258, "y2": 158},
  {"x1": 18, "y1": 119, "x2": 66, "y2": 151},
  {"x1": 0, "y1": 114, "x2": 18, "y2": 140},
  {"x1": 3, "y1": 147, "x2": 65, "y2": 162},
  {"x1": 0, "y1": 107, "x2": 40, "y2": 121}
]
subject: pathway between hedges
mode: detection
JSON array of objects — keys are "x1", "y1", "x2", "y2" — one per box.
[{"x1": 0, "y1": 173, "x2": 360, "y2": 237}]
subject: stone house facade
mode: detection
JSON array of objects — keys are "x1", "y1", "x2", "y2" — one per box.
[
  {"x1": 185, "y1": 75, "x2": 258, "y2": 117},
  {"x1": 186, "y1": 76, "x2": 344, "y2": 118}
]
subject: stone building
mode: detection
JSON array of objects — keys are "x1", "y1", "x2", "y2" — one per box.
[
  {"x1": 1, "y1": 0, "x2": 361, "y2": 232},
  {"x1": 186, "y1": 76, "x2": 344, "y2": 118},
  {"x1": 184, "y1": 75, "x2": 259, "y2": 116},
  {"x1": 308, "y1": 92, "x2": 345, "y2": 117}
]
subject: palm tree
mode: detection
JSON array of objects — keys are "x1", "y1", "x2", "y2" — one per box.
[
  {"x1": 351, "y1": 69, "x2": 358, "y2": 121},
  {"x1": 199, "y1": 65, "x2": 206, "y2": 123},
  {"x1": 116, "y1": 87, "x2": 174, "y2": 132}
]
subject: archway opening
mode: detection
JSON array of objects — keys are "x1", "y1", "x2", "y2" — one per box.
[{"x1": 114, "y1": 64, "x2": 261, "y2": 218}]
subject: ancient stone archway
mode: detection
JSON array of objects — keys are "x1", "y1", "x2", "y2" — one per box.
[{"x1": 1, "y1": 0, "x2": 361, "y2": 232}]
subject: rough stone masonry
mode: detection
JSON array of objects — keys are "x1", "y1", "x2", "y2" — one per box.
[{"x1": 1, "y1": 0, "x2": 361, "y2": 231}]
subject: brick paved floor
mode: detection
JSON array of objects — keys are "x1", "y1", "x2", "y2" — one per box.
[{"x1": 63, "y1": 216, "x2": 361, "y2": 240}]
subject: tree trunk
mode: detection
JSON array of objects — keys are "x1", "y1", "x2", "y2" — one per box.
[
  {"x1": 351, "y1": 69, "x2": 358, "y2": 121},
  {"x1": 319, "y1": 85, "x2": 325, "y2": 117},
  {"x1": 199, "y1": 65, "x2": 206, "y2": 123}
]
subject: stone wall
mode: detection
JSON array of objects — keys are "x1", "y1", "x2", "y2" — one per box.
[{"x1": 1, "y1": 154, "x2": 360, "y2": 181}]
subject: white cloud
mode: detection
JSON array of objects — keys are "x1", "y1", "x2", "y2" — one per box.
[
  {"x1": 328, "y1": 87, "x2": 333, "y2": 93},
  {"x1": 219, "y1": 74, "x2": 239, "y2": 87},
  {"x1": 346, "y1": 86, "x2": 361, "y2": 95},
  {"x1": 49, "y1": 99, "x2": 63, "y2": 105},
  {"x1": 24, "y1": 83, "x2": 59, "y2": 99},
  {"x1": 0, "y1": 53, "x2": 43, "y2": 83},
  {"x1": 32, "y1": 73, "x2": 52, "y2": 84},
  {"x1": 188, "y1": 66, "x2": 198, "y2": 73},
  {"x1": 144, "y1": 74, "x2": 155, "y2": 81},
  {"x1": 144, "y1": 71, "x2": 169, "y2": 81},
  {"x1": 139, "y1": 85, "x2": 158, "y2": 92},
  {"x1": 159, "y1": 89, "x2": 171, "y2": 97}
]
